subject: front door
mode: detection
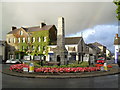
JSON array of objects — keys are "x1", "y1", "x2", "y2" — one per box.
[{"x1": 57, "y1": 55, "x2": 60, "y2": 62}]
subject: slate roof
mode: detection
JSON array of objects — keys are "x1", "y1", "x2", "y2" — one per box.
[
  {"x1": 50, "y1": 37, "x2": 82, "y2": 45},
  {"x1": 87, "y1": 44, "x2": 101, "y2": 51},
  {"x1": 7, "y1": 28, "x2": 20, "y2": 34},
  {"x1": 65, "y1": 37, "x2": 82, "y2": 45},
  {"x1": 7, "y1": 25, "x2": 54, "y2": 34},
  {"x1": 27, "y1": 25, "x2": 53, "y2": 32},
  {"x1": 114, "y1": 37, "x2": 120, "y2": 45}
]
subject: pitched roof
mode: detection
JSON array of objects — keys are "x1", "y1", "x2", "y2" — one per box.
[
  {"x1": 114, "y1": 37, "x2": 120, "y2": 45},
  {"x1": 91, "y1": 42, "x2": 103, "y2": 46},
  {"x1": 50, "y1": 37, "x2": 82, "y2": 45},
  {"x1": 87, "y1": 44, "x2": 101, "y2": 50},
  {"x1": 27, "y1": 25, "x2": 53, "y2": 32},
  {"x1": 7, "y1": 28, "x2": 20, "y2": 34},
  {"x1": 65, "y1": 37, "x2": 82, "y2": 45},
  {"x1": 87, "y1": 44, "x2": 96, "y2": 49},
  {"x1": 7, "y1": 25, "x2": 54, "y2": 34}
]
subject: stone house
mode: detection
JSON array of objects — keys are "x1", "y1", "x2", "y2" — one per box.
[{"x1": 47, "y1": 37, "x2": 87, "y2": 63}]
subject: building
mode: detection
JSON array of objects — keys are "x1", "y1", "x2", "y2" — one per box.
[
  {"x1": 90, "y1": 42, "x2": 106, "y2": 58},
  {"x1": 86, "y1": 44, "x2": 101, "y2": 63},
  {"x1": 106, "y1": 49, "x2": 112, "y2": 60},
  {"x1": 48, "y1": 37, "x2": 87, "y2": 63},
  {"x1": 114, "y1": 34, "x2": 120, "y2": 63},
  {"x1": 6, "y1": 17, "x2": 94, "y2": 64},
  {"x1": 6, "y1": 22, "x2": 57, "y2": 61}
]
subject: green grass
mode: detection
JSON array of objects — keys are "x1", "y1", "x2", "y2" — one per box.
[{"x1": 25, "y1": 61, "x2": 94, "y2": 68}]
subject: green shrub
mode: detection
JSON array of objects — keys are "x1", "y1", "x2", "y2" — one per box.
[{"x1": 28, "y1": 61, "x2": 93, "y2": 68}]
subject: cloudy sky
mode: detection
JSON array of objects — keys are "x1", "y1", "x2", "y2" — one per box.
[{"x1": 0, "y1": 1, "x2": 118, "y2": 53}]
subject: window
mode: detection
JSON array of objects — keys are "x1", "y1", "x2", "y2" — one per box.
[
  {"x1": 32, "y1": 46, "x2": 35, "y2": 50},
  {"x1": 20, "y1": 30, "x2": 23, "y2": 35},
  {"x1": 28, "y1": 37, "x2": 30, "y2": 43},
  {"x1": 43, "y1": 46, "x2": 46, "y2": 50},
  {"x1": 18, "y1": 38, "x2": 20, "y2": 43},
  {"x1": 44, "y1": 37, "x2": 47, "y2": 42},
  {"x1": 32, "y1": 37, "x2": 35, "y2": 43},
  {"x1": 23, "y1": 37, "x2": 25, "y2": 43},
  {"x1": 68, "y1": 47, "x2": 76, "y2": 51},
  {"x1": 38, "y1": 46, "x2": 41, "y2": 51},
  {"x1": 38, "y1": 37, "x2": 41, "y2": 42},
  {"x1": 13, "y1": 38, "x2": 16, "y2": 43},
  {"x1": 10, "y1": 38, "x2": 12, "y2": 43}
]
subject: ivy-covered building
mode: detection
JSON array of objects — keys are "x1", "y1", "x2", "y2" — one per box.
[{"x1": 6, "y1": 23, "x2": 57, "y2": 60}]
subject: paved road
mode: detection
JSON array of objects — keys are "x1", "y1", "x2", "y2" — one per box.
[
  {"x1": 1, "y1": 59, "x2": 120, "y2": 88},
  {"x1": 2, "y1": 73, "x2": 119, "y2": 88}
]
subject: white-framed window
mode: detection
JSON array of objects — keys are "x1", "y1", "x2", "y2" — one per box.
[
  {"x1": 13, "y1": 38, "x2": 16, "y2": 43},
  {"x1": 23, "y1": 37, "x2": 25, "y2": 43},
  {"x1": 32, "y1": 37, "x2": 35, "y2": 42},
  {"x1": 38, "y1": 46, "x2": 41, "y2": 51},
  {"x1": 20, "y1": 30, "x2": 23, "y2": 35},
  {"x1": 28, "y1": 37, "x2": 30, "y2": 43},
  {"x1": 18, "y1": 38, "x2": 20, "y2": 43},
  {"x1": 43, "y1": 46, "x2": 46, "y2": 50},
  {"x1": 38, "y1": 37, "x2": 41, "y2": 42},
  {"x1": 44, "y1": 37, "x2": 47, "y2": 42}
]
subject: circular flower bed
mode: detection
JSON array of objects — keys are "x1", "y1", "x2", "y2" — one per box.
[
  {"x1": 9, "y1": 64, "x2": 101, "y2": 73},
  {"x1": 34, "y1": 67, "x2": 101, "y2": 73}
]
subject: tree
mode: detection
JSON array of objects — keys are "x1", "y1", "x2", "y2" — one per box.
[{"x1": 113, "y1": 0, "x2": 120, "y2": 20}]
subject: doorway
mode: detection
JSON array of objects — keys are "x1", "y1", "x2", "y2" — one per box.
[{"x1": 57, "y1": 55, "x2": 60, "y2": 62}]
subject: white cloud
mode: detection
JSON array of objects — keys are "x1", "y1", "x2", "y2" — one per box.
[{"x1": 67, "y1": 25, "x2": 118, "y2": 53}]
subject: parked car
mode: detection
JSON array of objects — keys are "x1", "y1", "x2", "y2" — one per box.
[
  {"x1": 96, "y1": 57, "x2": 105, "y2": 64},
  {"x1": 6, "y1": 59, "x2": 21, "y2": 64},
  {"x1": 19, "y1": 59, "x2": 31, "y2": 64}
]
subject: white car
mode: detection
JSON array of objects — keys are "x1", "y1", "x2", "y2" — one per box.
[{"x1": 6, "y1": 59, "x2": 21, "y2": 64}]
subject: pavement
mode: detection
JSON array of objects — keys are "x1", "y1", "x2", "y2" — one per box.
[{"x1": 2, "y1": 64, "x2": 120, "y2": 79}]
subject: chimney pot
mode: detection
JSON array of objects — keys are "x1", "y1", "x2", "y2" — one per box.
[
  {"x1": 115, "y1": 34, "x2": 119, "y2": 39},
  {"x1": 11, "y1": 26, "x2": 17, "y2": 31},
  {"x1": 40, "y1": 22, "x2": 46, "y2": 28}
]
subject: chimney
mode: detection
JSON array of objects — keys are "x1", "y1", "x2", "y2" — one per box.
[
  {"x1": 11, "y1": 26, "x2": 17, "y2": 31},
  {"x1": 115, "y1": 34, "x2": 119, "y2": 39},
  {"x1": 40, "y1": 22, "x2": 46, "y2": 28}
]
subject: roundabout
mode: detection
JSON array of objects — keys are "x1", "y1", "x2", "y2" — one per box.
[{"x1": 2, "y1": 63, "x2": 120, "y2": 79}]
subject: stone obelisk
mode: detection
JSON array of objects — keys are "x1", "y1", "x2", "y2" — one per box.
[{"x1": 57, "y1": 17, "x2": 66, "y2": 65}]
